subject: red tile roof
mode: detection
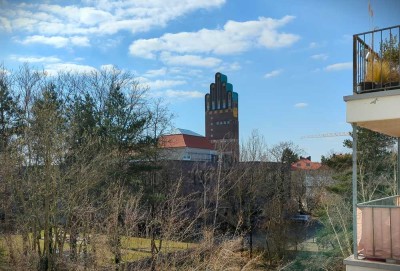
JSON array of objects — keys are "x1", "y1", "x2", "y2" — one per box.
[
  {"x1": 291, "y1": 158, "x2": 322, "y2": 170},
  {"x1": 160, "y1": 134, "x2": 215, "y2": 150}
]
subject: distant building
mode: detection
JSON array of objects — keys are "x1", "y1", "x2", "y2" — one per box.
[
  {"x1": 205, "y1": 72, "x2": 239, "y2": 161},
  {"x1": 291, "y1": 156, "x2": 324, "y2": 212},
  {"x1": 159, "y1": 72, "x2": 239, "y2": 163},
  {"x1": 159, "y1": 128, "x2": 217, "y2": 162},
  {"x1": 291, "y1": 156, "x2": 321, "y2": 170}
]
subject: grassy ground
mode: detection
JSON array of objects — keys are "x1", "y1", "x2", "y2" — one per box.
[{"x1": 0, "y1": 233, "x2": 196, "y2": 266}]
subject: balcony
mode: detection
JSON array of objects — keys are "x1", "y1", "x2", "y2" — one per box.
[
  {"x1": 353, "y1": 25, "x2": 400, "y2": 94},
  {"x1": 345, "y1": 25, "x2": 400, "y2": 137},
  {"x1": 344, "y1": 25, "x2": 400, "y2": 271},
  {"x1": 357, "y1": 196, "x2": 400, "y2": 262}
]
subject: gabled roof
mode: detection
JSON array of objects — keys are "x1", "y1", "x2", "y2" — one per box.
[
  {"x1": 291, "y1": 158, "x2": 322, "y2": 170},
  {"x1": 160, "y1": 131, "x2": 214, "y2": 150}
]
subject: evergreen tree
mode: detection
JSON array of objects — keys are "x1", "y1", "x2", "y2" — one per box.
[
  {"x1": 281, "y1": 147, "x2": 299, "y2": 164},
  {"x1": 0, "y1": 78, "x2": 21, "y2": 152},
  {"x1": 30, "y1": 83, "x2": 66, "y2": 270},
  {"x1": 344, "y1": 127, "x2": 396, "y2": 201},
  {"x1": 101, "y1": 84, "x2": 148, "y2": 152}
]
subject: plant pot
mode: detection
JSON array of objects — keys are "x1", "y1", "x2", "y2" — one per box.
[
  {"x1": 357, "y1": 82, "x2": 376, "y2": 93},
  {"x1": 384, "y1": 81, "x2": 400, "y2": 90},
  {"x1": 357, "y1": 82, "x2": 385, "y2": 93}
]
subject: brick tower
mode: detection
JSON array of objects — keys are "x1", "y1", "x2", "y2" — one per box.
[{"x1": 205, "y1": 72, "x2": 239, "y2": 161}]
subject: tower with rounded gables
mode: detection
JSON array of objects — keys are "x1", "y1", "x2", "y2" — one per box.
[{"x1": 205, "y1": 72, "x2": 239, "y2": 161}]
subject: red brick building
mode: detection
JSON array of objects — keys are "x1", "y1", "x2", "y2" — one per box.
[{"x1": 205, "y1": 72, "x2": 239, "y2": 161}]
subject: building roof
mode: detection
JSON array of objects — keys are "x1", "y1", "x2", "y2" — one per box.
[
  {"x1": 169, "y1": 128, "x2": 203, "y2": 137},
  {"x1": 160, "y1": 134, "x2": 214, "y2": 150},
  {"x1": 291, "y1": 157, "x2": 322, "y2": 170}
]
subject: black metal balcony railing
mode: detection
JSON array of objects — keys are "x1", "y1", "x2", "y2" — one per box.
[
  {"x1": 357, "y1": 195, "x2": 400, "y2": 261},
  {"x1": 354, "y1": 25, "x2": 400, "y2": 94}
]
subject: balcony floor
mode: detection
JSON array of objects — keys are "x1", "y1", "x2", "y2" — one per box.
[{"x1": 344, "y1": 255, "x2": 400, "y2": 271}]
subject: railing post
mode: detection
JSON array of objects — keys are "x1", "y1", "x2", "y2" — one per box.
[
  {"x1": 353, "y1": 35, "x2": 357, "y2": 94},
  {"x1": 398, "y1": 137, "x2": 400, "y2": 195},
  {"x1": 352, "y1": 124, "x2": 358, "y2": 259}
]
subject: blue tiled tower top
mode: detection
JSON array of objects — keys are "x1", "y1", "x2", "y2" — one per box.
[{"x1": 205, "y1": 72, "x2": 238, "y2": 111}]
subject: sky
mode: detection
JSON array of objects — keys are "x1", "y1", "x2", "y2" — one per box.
[{"x1": 0, "y1": 0, "x2": 399, "y2": 161}]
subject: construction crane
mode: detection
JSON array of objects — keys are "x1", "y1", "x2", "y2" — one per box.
[{"x1": 301, "y1": 132, "x2": 351, "y2": 139}]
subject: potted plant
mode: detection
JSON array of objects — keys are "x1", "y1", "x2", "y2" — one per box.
[
  {"x1": 364, "y1": 60, "x2": 391, "y2": 87},
  {"x1": 381, "y1": 35, "x2": 400, "y2": 89},
  {"x1": 359, "y1": 35, "x2": 400, "y2": 93}
]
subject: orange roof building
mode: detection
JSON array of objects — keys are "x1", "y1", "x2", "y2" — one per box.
[
  {"x1": 159, "y1": 128, "x2": 217, "y2": 162},
  {"x1": 291, "y1": 156, "x2": 322, "y2": 170}
]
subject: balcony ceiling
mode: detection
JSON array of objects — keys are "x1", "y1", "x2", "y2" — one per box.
[{"x1": 344, "y1": 89, "x2": 400, "y2": 137}]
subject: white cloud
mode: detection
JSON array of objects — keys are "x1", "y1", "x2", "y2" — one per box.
[
  {"x1": 129, "y1": 16, "x2": 300, "y2": 59},
  {"x1": 145, "y1": 68, "x2": 167, "y2": 77},
  {"x1": 325, "y1": 62, "x2": 352, "y2": 71},
  {"x1": 20, "y1": 35, "x2": 67, "y2": 48},
  {"x1": 160, "y1": 53, "x2": 222, "y2": 67},
  {"x1": 309, "y1": 42, "x2": 318, "y2": 48},
  {"x1": 264, "y1": 69, "x2": 283, "y2": 78},
  {"x1": 99, "y1": 37, "x2": 123, "y2": 51},
  {"x1": 0, "y1": 17, "x2": 12, "y2": 32},
  {"x1": 165, "y1": 89, "x2": 204, "y2": 99},
  {"x1": 79, "y1": 7, "x2": 113, "y2": 26},
  {"x1": 0, "y1": 0, "x2": 226, "y2": 47},
  {"x1": 138, "y1": 77, "x2": 186, "y2": 90},
  {"x1": 150, "y1": 89, "x2": 204, "y2": 101},
  {"x1": 21, "y1": 35, "x2": 90, "y2": 48},
  {"x1": 311, "y1": 54, "x2": 328, "y2": 60},
  {"x1": 308, "y1": 41, "x2": 328, "y2": 49},
  {"x1": 294, "y1": 102, "x2": 308, "y2": 108},
  {"x1": 216, "y1": 61, "x2": 242, "y2": 72},
  {"x1": 10, "y1": 55, "x2": 61, "y2": 63},
  {"x1": 44, "y1": 63, "x2": 97, "y2": 75},
  {"x1": 70, "y1": 36, "x2": 90, "y2": 47},
  {"x1": 229, "y1": 62, "x2": 241, "y2": 71},
  {"x1": 168, "y1": 68, "x2": 204, "y2": 78}
]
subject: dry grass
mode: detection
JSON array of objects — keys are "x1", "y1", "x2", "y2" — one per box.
[
  {"x1": 0, "y1": 233, "x2": 267, "y2": 270},
  {"x1": 0, "y1": 233, "x2": 197, "y2": 268},
  {"x1": 160, "y1": 234, "x2": 267, "y2": 271},
  {"x1": 204, "y1": 238, "x2": 265, "y2": 271},
  {"x1": 365, "y1": 60, "x2": 398, "y2": 83}
]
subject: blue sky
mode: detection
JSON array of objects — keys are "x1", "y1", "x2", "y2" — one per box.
[{"x1": 1, "y1": 0, "x2": 399, "y2": 161}]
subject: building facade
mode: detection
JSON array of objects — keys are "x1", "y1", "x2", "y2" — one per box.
[
  {"x1": 205, "y1": 72, "x2": 239, "y2": 161},
  {"x1": 344, "y1": 25, "x2": 400, "y2": 271},
  {"x1": 159, "y1": 128, "x2": 217, "y2": 162}
]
